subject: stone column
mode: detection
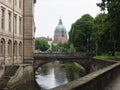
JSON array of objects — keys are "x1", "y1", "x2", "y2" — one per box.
[{"x1": 23, "y1": 0, "x2": 35, "y2": 64}]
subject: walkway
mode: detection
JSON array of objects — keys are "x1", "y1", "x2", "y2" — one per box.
[{"x1": 105, "y1": 75, "x2": 120, "y2": 90}]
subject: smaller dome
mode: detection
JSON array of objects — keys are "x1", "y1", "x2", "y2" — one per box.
[
  {"x1": 55, "y1": 25, "x2": 66, "y2": 32},
  {"x1": 55, "y1": 19, "x2": 66, "y2": 32}
]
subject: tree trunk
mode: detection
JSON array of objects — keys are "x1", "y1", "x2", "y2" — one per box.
[{"x1": 112, "y1": 50, "x2": 115, "y2": 56}]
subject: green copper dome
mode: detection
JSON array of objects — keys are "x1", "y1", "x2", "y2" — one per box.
[{"x1": 55, "y1": 19, "x2": 66, "y2": 32}]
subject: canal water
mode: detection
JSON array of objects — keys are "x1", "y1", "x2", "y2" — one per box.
[
  {"x1": 35, "y1": 61, "x2": 86, "y2": 90},
  {"x1": 15, "y1": 61, "x2": 86, "y2": 90}
]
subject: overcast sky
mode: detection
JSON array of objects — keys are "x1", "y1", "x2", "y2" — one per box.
[{"x1": 35, "y1": 0, "x2": 101, "y2": 38}]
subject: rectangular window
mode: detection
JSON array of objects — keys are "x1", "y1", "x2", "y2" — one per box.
[
  {"x1": 1, "y1": 8, "x2": 5, "y2": 30},
  {"x1": 8, "y1": 11, "x2": 11, "y2": 32},
  {"x1": 19, "y1": 0, "x2": 21, "y2": 8},
  {"x1": 19, "y1": 17, "x2": 22, "y2": 34},
  {"x1": 14, "y1": 0, "x2": 17, "y2": 6},
  {"x1": 14, "y1": 15, "x2": 17, "y2": 34}
]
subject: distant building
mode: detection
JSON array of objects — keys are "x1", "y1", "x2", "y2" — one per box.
[
  {"x1": 36, "y1": 36, "x2": 52, "y2": 41},
  {"x1": 53, "y1": 19, "x2": 67, "y2": 44}
]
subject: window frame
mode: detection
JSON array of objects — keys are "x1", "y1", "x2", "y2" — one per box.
[{"x1": 1, "y1": 7, "x2": 5, "y2": 30}]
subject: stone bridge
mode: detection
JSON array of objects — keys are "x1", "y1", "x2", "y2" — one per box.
[
  {"x1": 3, "y1": 52, "x2": 119, "y2": 90},
  {"x1": 33, "y1": 52, "x2": 91, "y2": 71},
  {"x1": 33, "y1": 52, "x2": 114, "y2": 73},
  {"x1": 33, "y1": 52, "x2": 120, "y2": 90}
]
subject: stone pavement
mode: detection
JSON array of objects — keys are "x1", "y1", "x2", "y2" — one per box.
[{"x1": 105, "y1": 75, "x2": 120, "y2": 90}]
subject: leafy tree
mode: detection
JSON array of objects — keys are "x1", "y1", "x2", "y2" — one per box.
[
  {"x1": 97, "y1": 0, "x2": 120, "y2": 55},
  {"x1": 35, "y1": 40, "x2": 50, "y2": 51},
  {"x1": 52, "y1": 42, "x2": 70, "y2": 52},
  {"x1": 52, "y1": 44, "x2": 58, "y2": 51},
  {"x1": 69, "y1": 14, "x2": 94, "y2": 52},
  {"x1": 67, "y1": 44, "x2": 76, "y2": 53},
  {"x1": 93, "y1": 13, "x2": 108, "y2": 55}
]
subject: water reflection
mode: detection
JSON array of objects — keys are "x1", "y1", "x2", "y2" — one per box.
[{"x1": 35, "y1": 61, "x2": 85, "y2": 90}]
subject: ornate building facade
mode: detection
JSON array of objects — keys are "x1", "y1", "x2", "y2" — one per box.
[
  {"x1": 53, "y1": 19, "x2": 67, "y2": 44},
  {"x1": 0, "y1": 0, "x2": 36, "y2": 66}
]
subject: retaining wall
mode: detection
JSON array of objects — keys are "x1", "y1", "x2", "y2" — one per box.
[{"x1": 50, "y1": 62, "x2": 120, "y2": 90}]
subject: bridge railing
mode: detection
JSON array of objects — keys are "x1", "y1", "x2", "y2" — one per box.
[{"x1": 34, "y1": 52, "x2": 86, "y2": 58}]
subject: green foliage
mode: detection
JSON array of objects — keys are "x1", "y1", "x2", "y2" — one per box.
[
  {"x1": 65, "y1": 62, "x2": 86, "y2": 80},
  {"x1": 93, "y1": 13, "x2": 108, "y2": 55},
  {"x1": 68, "y1": 12, "x2": 120, "y2": 56},
  {"x1": 67, "y1": 44, "x2": 76, "y2": 53},
  {"x1": 66, "y1": 63, "x2": 85, "y2": 72},
  {"x1": 69, "y1": 14, "x2": 94, "y2": 52},
  {"x1": 35, "y1": 40, "x2": 50, "y2": 51},
  {"x1": 52, "y1": 43, "x2": 70, "y2": 52},
  {"x1": 97, "y1": 0, "x2": 120, "y2": 55},
  {"x1": 52, "y1": 44, "x2": 59, "y2": 51},
  {"x1": 94, "y1": 53, "x2": 120, "y2": 61},
  {"x1": 52, "y1": 42, "x2": 77, "y2": 53},
  {"x1": 116, "y1": 52, "x2": 120, "y2": 56}
]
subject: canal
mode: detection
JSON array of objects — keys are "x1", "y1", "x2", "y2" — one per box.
[
  {"x1": 15, "y1": 61, "x2": 86, "y2": 90},
  {"x1": 35, "y1": 61, "x2": 86, "y2": 90}
]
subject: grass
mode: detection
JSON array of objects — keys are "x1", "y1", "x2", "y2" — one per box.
[{"x1": 94, "y1": 52, "x2": 120, "y2": 61}]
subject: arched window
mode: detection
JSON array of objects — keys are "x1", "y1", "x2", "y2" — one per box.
[
  {"x1": 0, "y1": 39, "x2": 5, "y2": 55},
  {"x1": 19, "y1": 42, "x2": 22, "y2": 56},
  {"x1": 14, "y1": 41, "x2": 17, "y2": 56},
  {"x1": 0, "y1": 41, "x2": 3, "y2": 54},
  {"x1": 8, "y1": 40, "x2": 12, "y2": 56}
]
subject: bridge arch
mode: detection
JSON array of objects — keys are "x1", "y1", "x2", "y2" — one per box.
[{"x1": 33, "y1": 57, "x2": 91, "y2": 74}]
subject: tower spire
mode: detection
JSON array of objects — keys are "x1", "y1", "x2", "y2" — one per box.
[{"x1": 58, "y1": 18, "x2": 63, "y2": 25}]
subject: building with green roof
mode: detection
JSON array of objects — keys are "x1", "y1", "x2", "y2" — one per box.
[{"x1": 53, "y1": 19, "x2": 68, "y2": 44}]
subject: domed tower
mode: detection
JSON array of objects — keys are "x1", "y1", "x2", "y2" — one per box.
[{"x1": 53, "y1": 19, "x2": 68, "y2": 44}]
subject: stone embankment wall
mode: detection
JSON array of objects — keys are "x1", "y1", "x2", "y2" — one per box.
[
  {"x1": 6, "y1": 64, "x2": 34, "y2": 89},
  {"x1": 50, "y1": 61, "x2": 120, "y2": 90},
  {"x1": 90, "y1": 59, "x2": 116, "y2": 72},
  {"x1": 75, "y1": 58, "x2": 115, "y2": 74}
]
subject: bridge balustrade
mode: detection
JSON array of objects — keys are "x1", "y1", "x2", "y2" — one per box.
[{"x1": 34, "y1": 52, "x2": 86, "y2": 58}]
